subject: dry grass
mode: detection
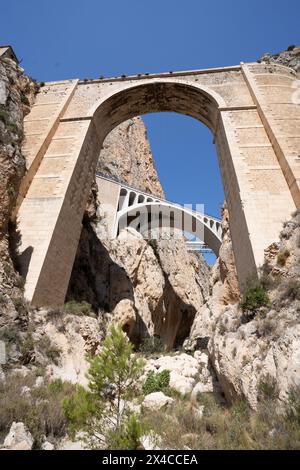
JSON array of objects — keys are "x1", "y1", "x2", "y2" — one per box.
[
  {"x1": 0, "y1": 373, "x2": 76, "y2": 448},
  {"x1": 141, "y1": 392, "x2": 300, "y2": 450}
]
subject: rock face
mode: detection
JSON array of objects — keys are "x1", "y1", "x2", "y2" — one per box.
[
  {"x1": 207, "y1": 210, "x2": 300, "y2": 409},
  {"x1": 142, "y1": 392, "x2": 174, "y2": 410},
  {"x1": 188, "y1": 204, "x2": 240, "y2": 348},
  {"x1": 260, "y1": 45, "x2": 300, "y2": 73},
  {"x1": 143, "y1": 351, "x2": 218, "y2": 397},
  {"x1": 24, "y1": 309, "x2": 104, "y2": 386},
  {"x1": 68, "y1": 118, "x2": 210, "y2": 349},
  {"x1": 97, "y1": 117, "x2": 164, "y2": 198},
  {"x1": 0, "y1": 53, "x2": 38, "y2": 363},
  {"x1": 3, "y1": 422, "x2": 33, "y2": 450}
]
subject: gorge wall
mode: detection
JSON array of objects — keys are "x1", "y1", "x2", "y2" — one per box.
[
  {"x1": 0, "y1": 53, "x2": 38, "y2": 363},
  {"x1": 67, "y1": 116, "x2": 211, "y2": 349}
]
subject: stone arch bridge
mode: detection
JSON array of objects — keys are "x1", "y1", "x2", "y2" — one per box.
[{"x1": 15, "y1": 59, "x2": 300, "y2": 306}]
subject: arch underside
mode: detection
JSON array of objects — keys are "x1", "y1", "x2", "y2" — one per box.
[{"x1": 93, "y1": 81, "x2": 221, "y2": 141}]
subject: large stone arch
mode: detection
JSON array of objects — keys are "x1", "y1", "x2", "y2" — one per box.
[{"x1": 16, "y1": 63, "x2": 299, "y2": 306}]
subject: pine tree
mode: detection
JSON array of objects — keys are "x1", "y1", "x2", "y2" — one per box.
[{"x1": 63, "y1": 324, "x2": 144, "y2": 449}]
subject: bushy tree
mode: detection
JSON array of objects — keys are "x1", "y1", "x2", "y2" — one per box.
[
  {"x1": 63, "y1": 324, "x2": 144, "y2": 449},
  {"x1": 240, "y1": 280, "x2": 270, "y2": 315}
]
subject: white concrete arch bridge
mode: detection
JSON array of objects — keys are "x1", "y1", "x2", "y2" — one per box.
[{"x1": 96, "y1": 173, "x2": 222, "y2": 255}]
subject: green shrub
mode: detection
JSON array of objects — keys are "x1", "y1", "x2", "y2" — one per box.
[
  {"x1": 0, "y1": 325, "x2": 21, "y2": 346},
  {"x1": 0, "y1": 107, "x2": 9, "y2": 125},
  {"x1": 12, "y1": 297, "x2": 27, "y2": 316},
  {"x1": 106, "y1": 413, "x2": 143, "y2": 450},
  {"x1": 64, "y1": 300, "x2": 95, "y2": 317},
  {"x1": 258, "y1": 374, "x2": 279, "y2": 401},
  {"x1": 140, "y1": 336, "x2": 163, "y2": 356},
  {"x1": 62, "y1": 384, "x2": 95, "y2": 438},
  {"x1": 20, "y1": 94, "x2": 30, "y2": 106},
  {"x1": 141, "y1": 387, "x2": 300, "y2": 450},
  {"x1": 240, "y1": 281, "x2": 270, "y2": 314},
  {"x1": 142, "y1": 369, "x2": 170, "y2": 395},
  {"x1": 286, "y1": 386, "x2": 300, "y2": 426},
  {"x1": 285, "y1": 280, "x2": 300, "y2": 301},
  {"x1": 277, "y1": 249, "x2": 290, "y2": 266},
  {"x1": 14, "y1": 275, "x2": 25, "y2": 289},
  {"x1": 20, "y1": 331, "x2": 35, "y2": 364},
  {"x1": 0, "y1": 293, "x2": 7, "y2": 304},
  {"x1": 7, "y1": 185, "x2": 15, "y2": 197}
]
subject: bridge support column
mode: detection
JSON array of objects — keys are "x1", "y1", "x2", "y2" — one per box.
[{"x1": 17, "y1": 119, "x2": 99, "y2": 307}]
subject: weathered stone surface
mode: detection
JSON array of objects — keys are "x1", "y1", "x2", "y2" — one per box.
[
  {"x1": 142, "y1": 392, "x2": 174, "y2": 410},
  {"x1": 41, "y1": 441, "x2": 54, "y2": 450},
  {"x1": 141, "y1": 432, "x2": 161, "y2": 450},
  {"x1": 57, "y1": 436, "x2": 86, "y2": 450},
  {"x1": 26, "y1": 309, "x2": 104, "y2": 386},
  {"x1": 260, "y1": 45, "x2": 300, "y2": 72},
  {"x1": 0, "y1": 54, "x2": 38, "y2": 363},
  {"x1": 3, "y1": 422, "x2": 33, "y2": 450},
  {"x1": 207, "y1": 210, "x2": 300, "y2": 408},
  {"x1": 97, "y1": 117, "x2": 164, "y2": 198},
  {"x1": 188, "y1": 204, "x2": 240, "y2": 346},
  {"x1": 143, "y1": 352, "x2": 216, "y2": 396}
]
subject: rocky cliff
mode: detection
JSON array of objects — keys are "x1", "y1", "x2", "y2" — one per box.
[
  {"x1": 259, "y1": 45, "x2": 300, "y2": 73},
  {"x1": 0, "y1": 53, "x2": 38, "y2": 364},
  {"x1": 67, "y1": 117, "x2": 210, "y2": 350},
  {"x1": 97, "y1": 117, "x2": 164, "y2": 197}
]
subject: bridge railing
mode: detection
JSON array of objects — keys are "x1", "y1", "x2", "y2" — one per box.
[{"x1": 96, "y1": 172, "x2": 222, "y2": 225}]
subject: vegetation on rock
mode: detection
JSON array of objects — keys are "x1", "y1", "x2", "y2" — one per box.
[
  {"x1": 142, "y1": 370, "x2": 170, "y2": 395},
  {"x1": 63, "y1": 324, "x2": 144, "y2": 449}
]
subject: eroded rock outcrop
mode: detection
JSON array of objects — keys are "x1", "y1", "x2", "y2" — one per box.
[
  {"x1": 187, "y1": 204, "x2": 239, "y2": 348},
  {"x1": 97, "y1": 117, "x2": 164, "y2": 198},
  {"x1": 207, "y1": 210, "x2": 300, "y2": 409},
  {"x1": 0, "y1": 52, "x2": 38, "y2": 365},
  {"x1": 260, "y1": 45, "x2": 300, "y2": 73},
  {"x1": 2, "y1": 422, "x2": 33, "y2": 450}
]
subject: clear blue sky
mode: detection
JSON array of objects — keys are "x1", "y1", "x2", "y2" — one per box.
[{"x1": 1, "y1": 0, "x2": 299, "y2": 254}]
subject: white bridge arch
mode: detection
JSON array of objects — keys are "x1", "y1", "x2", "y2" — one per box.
[{"x1": 96, "y1": 174, "x2": 223, "y2": 255}]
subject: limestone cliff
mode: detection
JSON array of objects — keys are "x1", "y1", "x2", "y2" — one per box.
[
  {"x1": 97, "y1": 117, "x2": 164, "y2": 198},
  {"x1": 204, "y1": 209, "x2": 300, "y2": 409},
  {"x1": 0, "y1": 52, "x2": 38, "y2": 363},
  {"x1": 67, "y1": 117, "x2": 210, "y2": 349},
  {"x1": 187, "y1": 204, "x2": 240, "y2": 348},
  {"x1": 259, "y1": 45, "x2": 300, "y2": 73}
]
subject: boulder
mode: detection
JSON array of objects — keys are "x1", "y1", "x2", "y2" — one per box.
[
  {"x1": 41, "y1": 441, "x2": 54, "y2": 450},
  {"x1": 3, "y1": 422, "x2": 33, "y2": 450},
  {"x1": 142, "y1": 392, "x2": 174, "y2": 410},
  {"x1": 141, "y1": 431, "x2": 161, "y2": 450}
]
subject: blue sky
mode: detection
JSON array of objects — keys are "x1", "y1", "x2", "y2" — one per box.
[{"x1": 1, "y1": 0, "x2": 299, "y2": 262}]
